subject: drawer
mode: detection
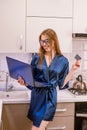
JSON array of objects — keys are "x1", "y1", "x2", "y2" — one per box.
[
  {"x1": 46, "y1": 116, "x2": 74, "y2": 130},
  {"x1": 55, "y1": 102, "x2": 74, "y2": 116}
]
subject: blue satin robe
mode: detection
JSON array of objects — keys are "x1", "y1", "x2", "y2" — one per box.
[{"x1": 27, "y1": 54, "x2": 69, "y2": 127}]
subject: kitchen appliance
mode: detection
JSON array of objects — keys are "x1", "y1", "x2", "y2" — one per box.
[
  {"x1": 68, "y1": 87, "x2": 87, "y2": 96},
  {"x1": 68, "y1": 75, "x2": 87, "y2": 96},
  {"x1": 72, "y1": 33, "x2": 87, "y2": 38},
  {"x1": 75, "y1": 102, "x2": 87, "y2": 130}
]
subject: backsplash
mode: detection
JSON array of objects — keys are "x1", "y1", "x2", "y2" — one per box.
[
  {"x1": 0, "y1": 53, "x2": 32, "y2": 82},
  {"x1": 63, "y1": 38, "x2": 87, "y2": 82},
  {"x1": 0, "y1": 39, "x2": 87, "y2": 82},
  {"x1": 68, "y1": 38, "x2": 87, "y2": 81},
  {"x1": 0, "y1": 53, "x2": 32, "y2": 72}
]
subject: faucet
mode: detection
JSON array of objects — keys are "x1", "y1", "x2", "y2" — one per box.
[
  {"x1": 6, "y1": 72, "x2": 9, "y2": 91},
  {"x1": 5, "y1": 72, "x2": 13, "y2": 91}
]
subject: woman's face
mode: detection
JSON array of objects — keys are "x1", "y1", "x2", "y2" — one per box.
[{"x1": 40, "y1": 35, "x2": 54, "y2": 52}]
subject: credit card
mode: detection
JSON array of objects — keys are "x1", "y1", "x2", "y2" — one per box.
[{"x1": 74, "y1": 54, "x2": 81, "y2": 60}]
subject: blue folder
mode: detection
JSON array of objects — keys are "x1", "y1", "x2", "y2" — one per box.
[
  {"x1": 6, "y1": 56, "x2": 34, "y2": 87},
  {"x1": 6, "y1": 56, "x2": 50, "y2": 87}
]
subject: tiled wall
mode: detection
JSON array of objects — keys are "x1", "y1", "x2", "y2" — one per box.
[
  {"x1": 0, "y1": 39, "x2": 87, "y2": 82},
  {"x1": 65, "y1": 38, "x2": 87, "y2": 82},
  {"x1": 0, "y1": 53, "x2": 32, "y2": 72},
  {"x1": 73, "y1": 39, "x2": 87, "y2": 81},
  {"x1": 0, "y1": 53, "x2": 32, "y2": 81}
]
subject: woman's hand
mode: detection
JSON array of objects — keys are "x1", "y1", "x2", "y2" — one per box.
[
  {"x1": 18, "y1": 76, "x2": 26, "y2": 86},
  {"x1": 71, "y1": 60, "x2": 81, "y2": 71},
  {"x1": 62, "y1": 60, "x2": 81, "y2": 88}
]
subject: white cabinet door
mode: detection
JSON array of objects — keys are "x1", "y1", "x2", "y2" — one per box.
[
  {"x1": 0, "y1": 0, "x2": 25, "y2": 52},
  {"x1": 73, "y1": 0, "x2": 87, "y2": 33},
  {"x1": 27, "y1": 0, "x2": 72, "y2": 17},
  {"x1": 26, "y1": 17, "x2": 72, "y2": 53}
]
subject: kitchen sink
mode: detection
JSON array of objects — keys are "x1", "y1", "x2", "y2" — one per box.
[
  {"x1": 0, "y1": 91, "x2": 30, "y2": 100},
  {"x1": 0, "y1": 81, "x2": 29, "y2": 91},
  {"x1": 0, "y1": 81, "x2": 31, "y2": 100}
]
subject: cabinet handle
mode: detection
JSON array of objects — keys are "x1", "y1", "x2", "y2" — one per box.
[
  {"x1": 56, "y1": 108, "x2": 66, "y2": 112},
  {"x1": 19, "y1": 35, "x2": 23, "y2": 50},
  {"x1": 19, "y1": 45, "x2": 23, "y2": 50},
  {"x1": 76, "y1": 113, "x2": 87, "y2": 117},
  {"x1": 46, "y1": 126, "x2": 66, "y2": 130}
]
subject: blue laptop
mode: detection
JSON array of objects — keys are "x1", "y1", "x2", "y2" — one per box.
[{"x1": 6, "y1": 56, "x2": 49, "y2": 87}]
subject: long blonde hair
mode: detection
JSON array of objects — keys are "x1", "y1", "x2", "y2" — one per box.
[{"x1": 38, "y1": 28, "x2": 62, "y2": 64}]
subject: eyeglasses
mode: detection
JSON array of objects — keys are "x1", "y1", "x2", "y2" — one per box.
[{"x1": 39, "y1": 39, "x2": 50, "y2": 45}]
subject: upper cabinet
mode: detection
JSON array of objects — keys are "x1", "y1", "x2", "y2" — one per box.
[
  {"x1": 26, "y1": 17, "x2": 72, "y2": 53},
  {"x1": 26, "y1": 0, "x2": 72, "y2": 53},
  {"x1": 73, "y1": 0, "x2": 87, "y2": 33},
  {"x1": 0, "y1": 0, "x2": 25, "y2": 52},
  {"x1": 0, "y1": 0, "x2": 72, "y2": 53},
  {"x1": 27, "y1": 0, "x2": 72, "y2": 17}
]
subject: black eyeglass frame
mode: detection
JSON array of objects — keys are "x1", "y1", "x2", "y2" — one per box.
[{"x1": 39, "y1": 39, "x2": 51, "y2": 45}]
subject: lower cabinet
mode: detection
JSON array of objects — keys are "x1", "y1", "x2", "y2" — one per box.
[
  {"x1": 46, "y1": 102, "x2": 75, "y2": 130},
  {"x1": 2, "y1": 103, "x2": 32, "y2": 130},
  {"x1": 1, "y1": 102, "x2": 75, "y2": 130},
  {"x1": 0, "y1": 121, "x2": 2, "y2": 130}
]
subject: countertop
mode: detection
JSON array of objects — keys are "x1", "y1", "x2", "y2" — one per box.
[
  {"x1": 1, "y1": 88, "x2": 87, "y2": 103},
  {"x1": 57, "y1": 89, "x2": 87, "y2": 102},
  {"x1": 0, "y1": 87, "x2": 87, "y2": 126}
]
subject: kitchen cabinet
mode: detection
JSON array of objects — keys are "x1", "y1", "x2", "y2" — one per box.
[
  {"x1": 26, "y1": 17, "x2": 72, "y2": 53},
  {"x1": 0, "y1": 0, "x2": 72, "y2": 53},
  {"x1": 73, "y1": 0, "x2": 87, "y2": 33},
  {"x1": 2, "y1": 103, "x2": 75, "y2": 130},
  {"x1": 26, "y1": 0, "x2": 72, "y2": 53},
  {"x1": 2, "y1": 104, "x2": 32, "y2": 130},
  {"x1": 27, "y1": 0, "x2": 72, "y2": 17},
  {"x1": 0, "y1": 0, "x2": 25, "y2": 52},
  {"x1": 0, "y1": 122, "x2": 2, "y2": 130},
  {"x1": 46, "y1": 102, "x2": 75, "y2": 130}
]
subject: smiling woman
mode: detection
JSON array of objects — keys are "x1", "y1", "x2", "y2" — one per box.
[
  {"x1": 38, "y1": 29, "x2": 62, "y2": 66},
  {"x1": 18, "y1": 28, "x2": 80, "y2": 130}
]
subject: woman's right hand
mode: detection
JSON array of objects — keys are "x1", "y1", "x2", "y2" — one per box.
[{"x1": 18, "y1": 76, "x2": 26, "y2": 86}]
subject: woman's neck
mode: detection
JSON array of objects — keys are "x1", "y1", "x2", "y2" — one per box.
[
  {"x1": 45, "y1": 49, "x2": 56, "y2": 58},
  {"x1": 45, "y1": 50, "x2": 56, "y2": 67}
]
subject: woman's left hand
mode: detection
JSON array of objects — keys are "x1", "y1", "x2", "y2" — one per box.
[
  {"x1": 18, "y1": 76, "x2": 26, "y2": 86},
  {"x1": 72, "y1": 60, "x2": 81, "y2": 71}
]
